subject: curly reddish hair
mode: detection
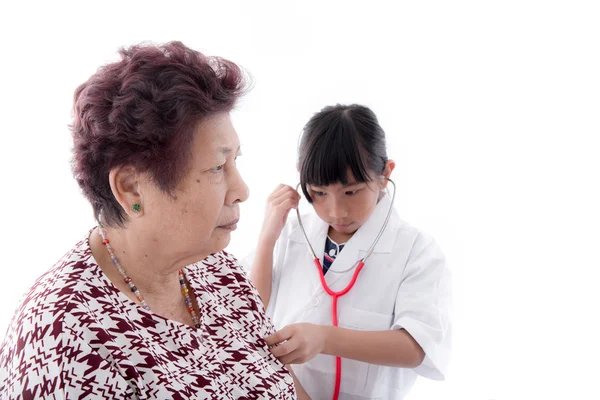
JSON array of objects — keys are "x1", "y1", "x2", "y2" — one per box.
[{"x1": 70, "y1": 41, "x2": 247, "y2": 227}]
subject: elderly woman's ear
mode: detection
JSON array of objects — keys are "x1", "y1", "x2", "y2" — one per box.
[{"x1": 108, "y1": 166, "x2": 144, "y2": 218}]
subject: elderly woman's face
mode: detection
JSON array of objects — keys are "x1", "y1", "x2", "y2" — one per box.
[{"x1": 137, "y1": 113, "x2": 249, "y2": 261}]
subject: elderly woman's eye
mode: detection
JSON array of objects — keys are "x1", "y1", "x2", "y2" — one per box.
[{"x1": 212, "y1": 164, "x2": 225, "y2": 172}]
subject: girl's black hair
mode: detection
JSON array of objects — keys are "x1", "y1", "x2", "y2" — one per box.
[{"x1": 298, "y1": 104, "x2": 388, "y2": 203}]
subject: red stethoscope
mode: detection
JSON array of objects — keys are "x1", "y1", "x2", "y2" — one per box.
[{"x1": 294, "y1": 179, "x2": 396, "y2": 400}]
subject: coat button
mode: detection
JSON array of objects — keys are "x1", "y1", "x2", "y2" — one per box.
[{"x1": 310, "y1": 297, "x2": 320, "y2": 307}]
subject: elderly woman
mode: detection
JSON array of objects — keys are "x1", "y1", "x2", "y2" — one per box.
[{"x1": 0, "y1": 42, "x2": 306, "y2": 399}]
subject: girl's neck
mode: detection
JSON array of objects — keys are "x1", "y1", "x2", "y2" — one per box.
[{"x1": 327, "y1": 226, "x2": 355, "y2": 244}]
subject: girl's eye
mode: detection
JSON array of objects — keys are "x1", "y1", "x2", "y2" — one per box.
[
  {"x1": 345, "y1": 190, "x2": 359, "y2": 196},
  {"x1": 312, "y1": 191, "x2": 325, "y2": 197}
]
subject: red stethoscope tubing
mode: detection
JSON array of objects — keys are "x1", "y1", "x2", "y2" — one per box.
[
  {"x1": 313, "y1": 257, "x2": 366, "y2": 400},
  {"x1": 295, "y1": 178, "x2": 395, "y2": 400}
]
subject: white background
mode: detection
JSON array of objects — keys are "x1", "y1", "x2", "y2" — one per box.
[{"x1": 1, "y1": 1, "x2": 599, "y2": 399}]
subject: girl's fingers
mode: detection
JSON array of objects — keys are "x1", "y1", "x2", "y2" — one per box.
[
  {"x1": 278, "y1": 348, "x2": 303, "y2": 365},
  {"x1": 270, "y1": 340, "x2": 297, "y2": 359},
  {"x1": 264, "y1": 326, "x2": 292, "y2": 346},
  {"x1": 272, "y1": 189, "x2": 301, "y2": 206}
]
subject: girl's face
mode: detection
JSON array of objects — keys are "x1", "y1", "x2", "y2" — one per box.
[{"x1": 307, "y1": 163, "x2": 394, "y2": 243}]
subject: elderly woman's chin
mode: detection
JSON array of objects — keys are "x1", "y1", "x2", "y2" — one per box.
[
  {"x1": 209, "y1": 225, "x2": 236, "y2": 254},
  {"x1": 203, "y1": 214, "x2": 238, "y2": 254},
  {"x1": 170, "y1": 226, "x2": 237, "y2": 262},
  {"x1": 178, "y1": 217, "x2": 237, "y2": 258}
]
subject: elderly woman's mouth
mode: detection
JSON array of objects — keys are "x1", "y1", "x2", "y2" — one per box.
[{"x1": 217, "y1": 218, "x2": 239, "y2": 230}]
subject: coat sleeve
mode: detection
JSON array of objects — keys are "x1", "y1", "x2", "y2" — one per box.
[{"x1": 391, "y1": 233, "x2": 452, "y2": 380}]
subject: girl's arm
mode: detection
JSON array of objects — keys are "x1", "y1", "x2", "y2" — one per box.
[
  {"x1": 265, "y1": 323, "x2": 424, "y2": 368},
  {"x1": 249, "y1": 184, "x2": 300, "y2": 308},
  {"x1": 249, "y1": 238, "x2": 277, "y2": 308},
  {"x1": 323, "y1": 326, "x2": 424, "y2": 367},
  {"x1": 265, "y1": 236, "x2": 450, "y2": 373}
]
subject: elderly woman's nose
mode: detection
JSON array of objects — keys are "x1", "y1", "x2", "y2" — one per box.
[{"x1": 230, "y1": 167, "x2": 249, "y2": 205}]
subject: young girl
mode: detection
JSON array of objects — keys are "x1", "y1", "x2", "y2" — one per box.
[{"x1": 247, "y1": 104, "x2": 451, "y2": 399}]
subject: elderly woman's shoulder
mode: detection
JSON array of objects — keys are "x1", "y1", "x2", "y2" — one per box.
[
  {"x1": 194, "y1": 251, "x2": 257, "y2": 290},
  {"x1": 5, "y1": 236, "x2": 98, "y2": 338},
  {"x1": 0, "y1": 234, "x2": 133, "y2": 398}
]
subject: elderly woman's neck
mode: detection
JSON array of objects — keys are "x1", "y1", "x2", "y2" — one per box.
[{"x1": 90, "y1": 226, "x2": 195, "y2": 299}]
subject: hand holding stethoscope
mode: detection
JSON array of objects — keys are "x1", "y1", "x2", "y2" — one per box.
[{"x1": 257, "y1": 184, "x2": 301, "y2": 246}]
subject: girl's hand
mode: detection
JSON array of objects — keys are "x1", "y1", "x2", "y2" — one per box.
[
  {"x1": 259, "y1": 184, "x2": 301, "y2": 245},
  {"x1": 265, "y1": 323, "x2": 328, "y2": 364}
]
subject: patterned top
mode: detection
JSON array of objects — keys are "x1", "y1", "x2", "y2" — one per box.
[
  {"x1": 322, "y1": 237, "x2": 346, "y2": 275},
  {"x1": 0, "y1": 234, "x2": 296, "y2": 399}
]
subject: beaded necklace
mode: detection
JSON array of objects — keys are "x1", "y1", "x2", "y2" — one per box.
[{"x1": 97, "y1": 222, "x2": 201, "y2": 329}]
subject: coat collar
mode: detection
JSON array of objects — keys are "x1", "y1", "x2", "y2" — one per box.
[
  {"x1": 288, "y1": 193, "x2": 399, "y2": 291},
  {"x1": 289, "y1": 192, "x2": 398, "y2": 254}
]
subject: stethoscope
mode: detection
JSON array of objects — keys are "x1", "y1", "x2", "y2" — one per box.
[{"x1": 294, "y1": 178, "x2": 396, "y2": 400}]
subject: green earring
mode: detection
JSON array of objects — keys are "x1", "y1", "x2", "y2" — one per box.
[{"x1": 132, "y1": 203, "x2": 142, "y2": 213}]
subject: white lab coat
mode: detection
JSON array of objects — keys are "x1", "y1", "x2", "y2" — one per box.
[{"x1": 244, "y1": 193, "x2": 452, "y2": 400}]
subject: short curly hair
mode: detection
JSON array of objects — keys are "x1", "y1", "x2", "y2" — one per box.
[{"x1": 70, "y1": 41, "x2": 247, "y2": 227}]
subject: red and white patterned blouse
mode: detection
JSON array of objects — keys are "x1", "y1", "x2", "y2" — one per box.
[{"x1": 0, "y1": 234, "x2": 296, "y2": 399}]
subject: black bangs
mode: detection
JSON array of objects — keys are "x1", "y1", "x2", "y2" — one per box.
[{"x1": 298, "y1": 104, "x2": 388, "y2": 203}]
